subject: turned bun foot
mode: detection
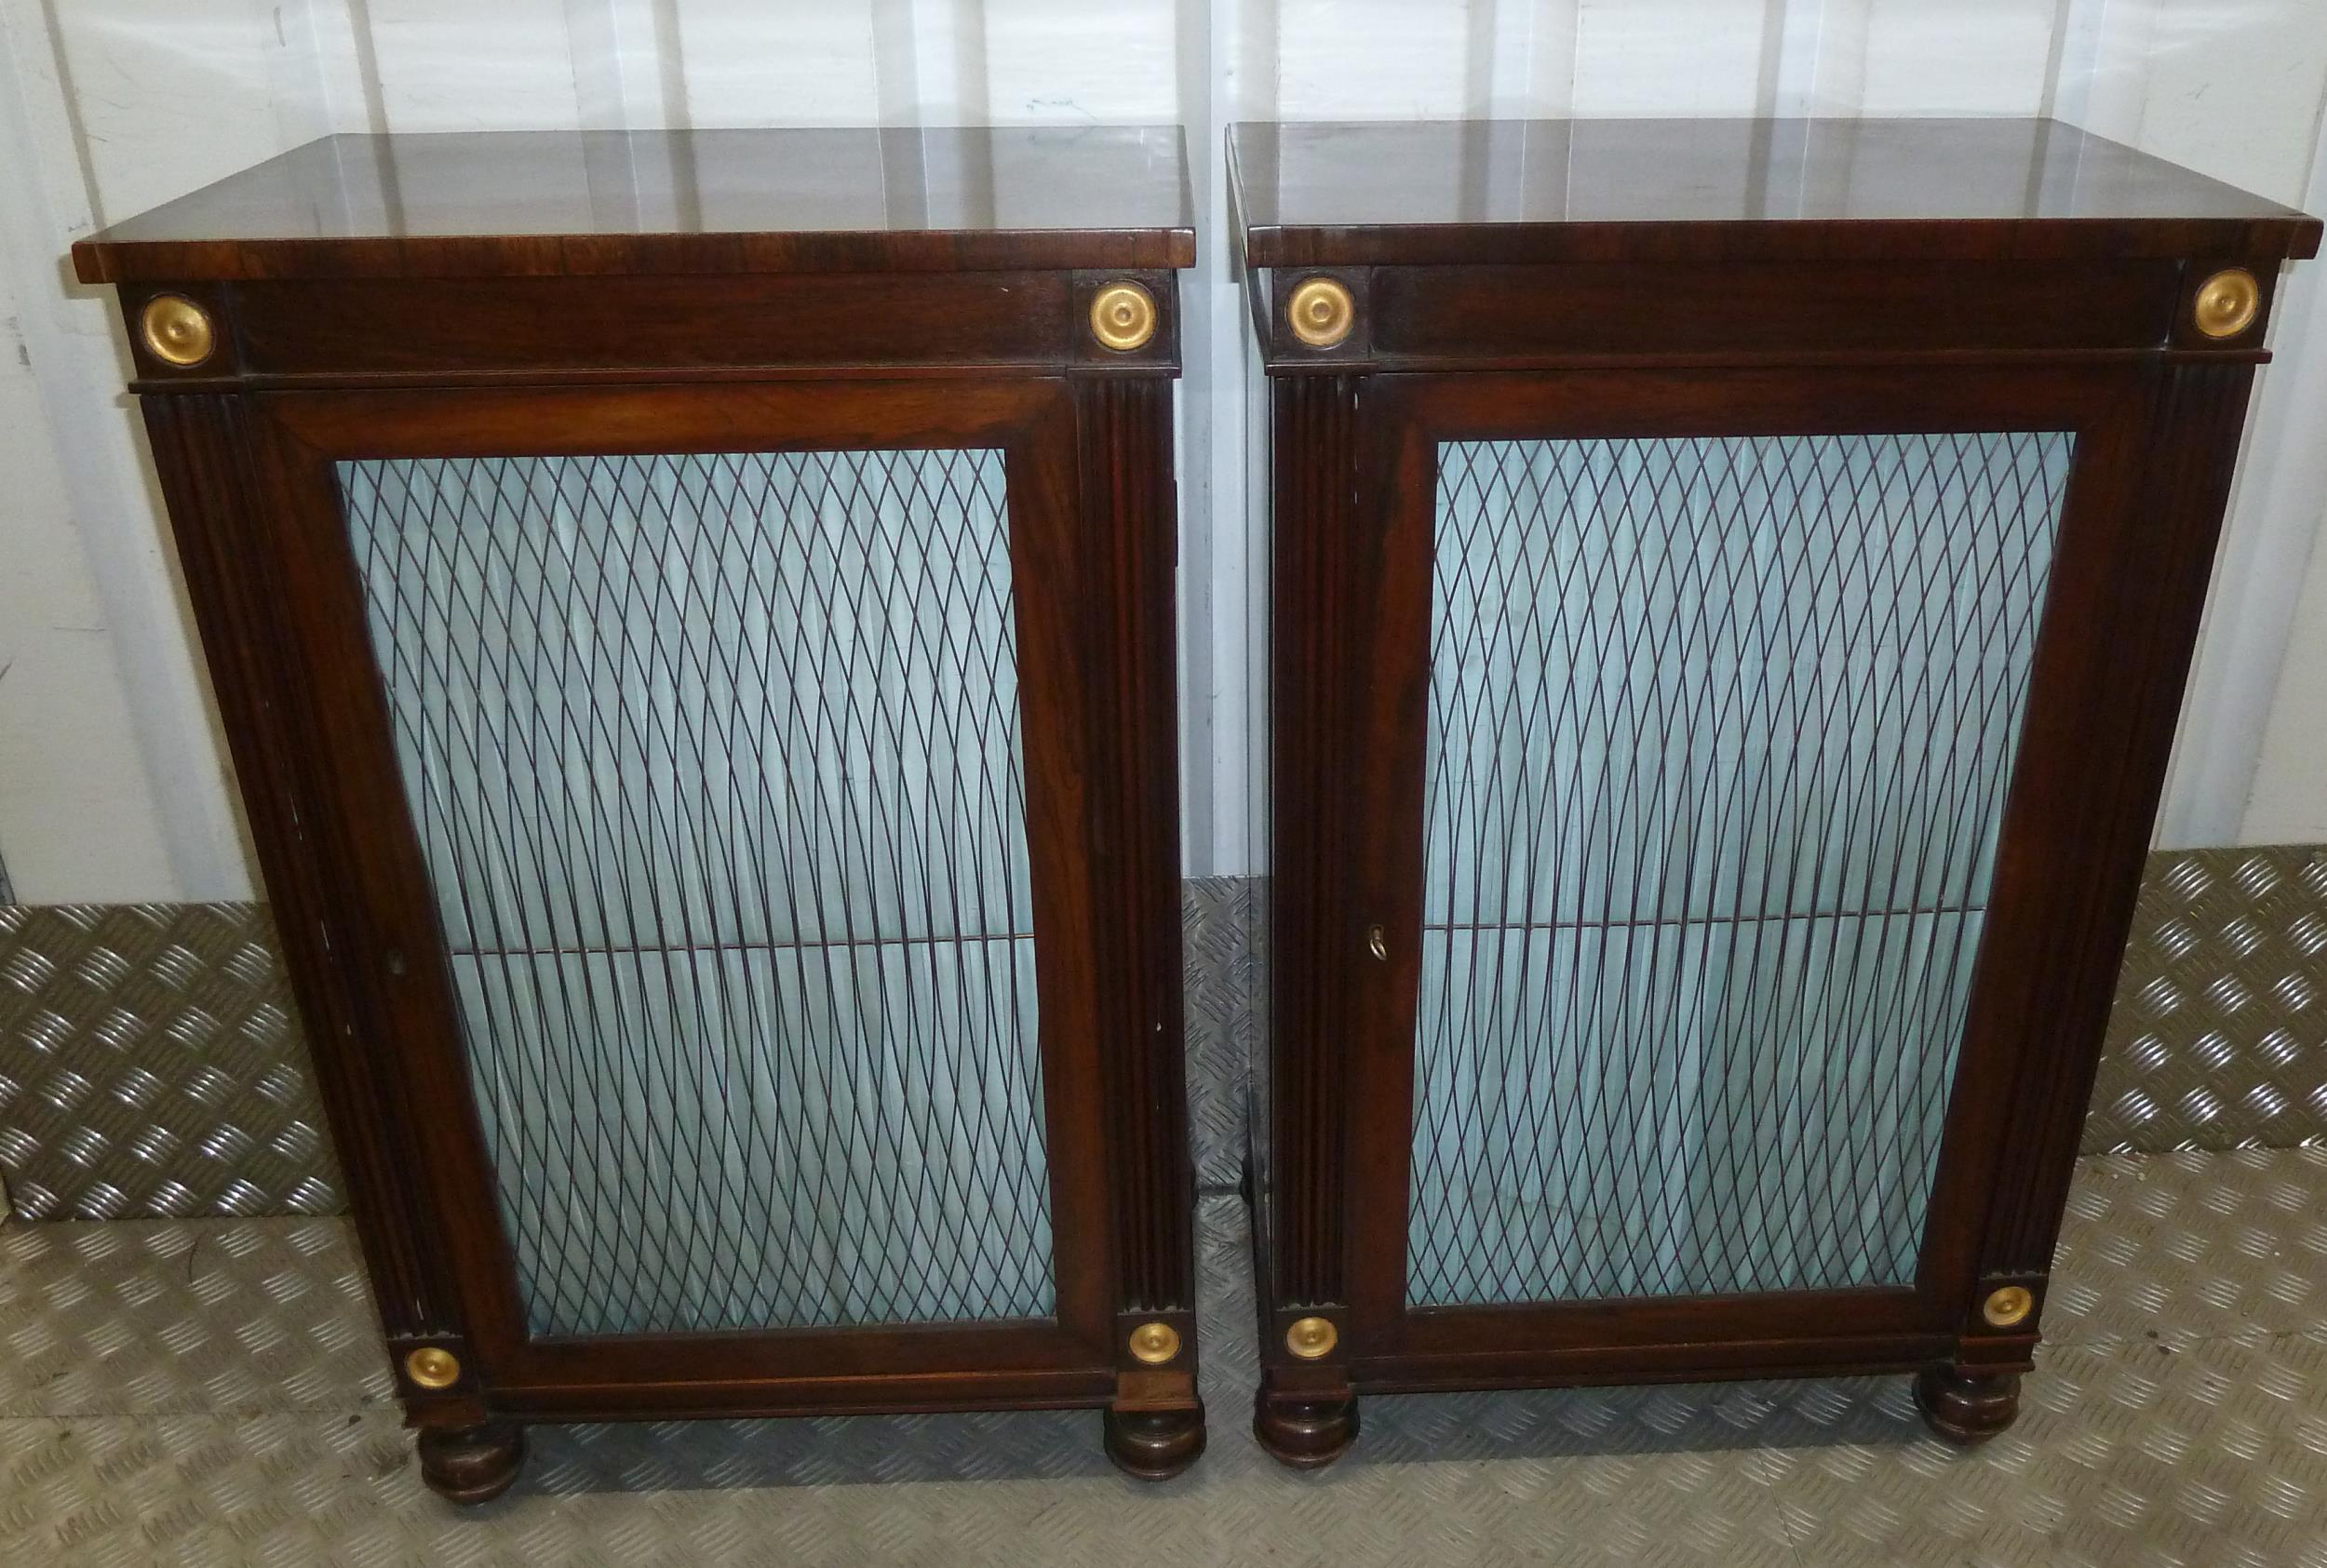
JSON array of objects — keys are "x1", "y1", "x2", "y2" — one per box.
[
  {"x1": 1254, "y1": 1386, "x2": 1358, "y2": 1469},
  {"x1": 1105, "y1": 1400, "x2": 1207, "y2": 1480},
  {"x1": 416, "y1": 1420, "x2": 527, "y2": 1504},
  {"x1": 1914, "y1": 1367, "x2": 2022, "y2": 1446}
]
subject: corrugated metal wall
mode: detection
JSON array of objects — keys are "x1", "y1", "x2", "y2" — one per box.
[{"x1": 4, "y1": 1, "x2": 2327, "y2": 896}]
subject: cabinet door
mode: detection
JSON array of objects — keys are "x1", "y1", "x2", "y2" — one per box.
[
  {"x1": 1331, "y1": 365, "x2": 2161, "y2": 1378},
  {"x1": 238, "y1": 380, "x2": 1126, "y2": 1408}
]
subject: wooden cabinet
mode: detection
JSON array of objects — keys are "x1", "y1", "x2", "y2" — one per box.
[
  {"x1": 74, "y1": 127, "x2": 1204, "y2": 1501},
  {"x1": 1229, "y1": 118, "x2": 2320, "y2": 1464}
]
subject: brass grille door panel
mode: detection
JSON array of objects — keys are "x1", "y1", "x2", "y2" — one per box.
[
  {"x1": 340, "y1": 449, "x2": 1054, "y2": 1339},
  {"x1": 1406, "y1": 433, "x2": 2073, "y2": 1309}
]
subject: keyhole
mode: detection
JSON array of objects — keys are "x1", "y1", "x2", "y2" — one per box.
[{"x1": 1365, "y1": 924, "x2": 1388, "y2": 962}]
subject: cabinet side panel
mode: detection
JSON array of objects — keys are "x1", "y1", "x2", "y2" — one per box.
[
  {"x1": 1266, "y1": 374, "x2": 1362, "y2": 1312},
  {"x1": 1981, "y1": 362, "x2": 2256, "y2": 1286},
  {"x1": 141, "y1": 395, "x2": 457, "y2": 1346},
  {"x1": 1073, "y1": 374, "x2": 1196, "y2": 1324},
  {"x1": 1243, "y1": 334, "x2": 1275, "y2": 1283}
]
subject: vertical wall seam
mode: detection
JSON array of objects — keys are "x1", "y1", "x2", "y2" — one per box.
[
  {"x1": 342, "y1": 0, "x2": 391, "y2": 137},
  {"x1": 2036, "y1": 0, "x2": 2077, "y2": 122},
  {"x1": 1755, "y1": 0, "x2": 1792, "y2": 119},
  {"x1": 652, "y1": 0, "x2": 691, "y2": 129},
  {"x1": 28, "y1": 0, "x2": 102, "y2": 228}
]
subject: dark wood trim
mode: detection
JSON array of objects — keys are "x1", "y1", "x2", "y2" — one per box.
[
  {"x1": 504, "y1": 1313, "x2": 1109, "y2": 1387},
  {"x1": 225, "y1": 274, "x2": 1079, "y2": 379},
  {"x1": 1248, "y1": 261, "x2": 2268, "y2": 372},
  {"x1": 1327, "y1": 365, "x2": 2158, "y2": 1379},
  {"x1": 1365, "y1": 259, "x2": 2190, "y2": 362},
  {"x1": 1282, "y1": 358, "x2": 2167, "y2": 441},
  {"x1": 1003, "y1": 382, "x2": 1124, "y2": 1364},
  {"x1": 1335, "y1": 373, "x2": 1431, "y2": 1359},
  {"x1": 142, "y1": 394, "x2": 466, "y2": 1361},
  {"x1": 117, "y1": 270, "x2": 1189, "y2": 394},
  {"x1": 1394, "y1": 1285, "x2": 1932, "y2": 1354},
  {"x1": 1976, "y1": 361, "x2": 2256, "y2": 1286},
  {"x1": 1264, "y1": 373, "x2": 1363, "y2": 1319},
  {"x1": 1351, "y1": 1334, "x2": 1954, "y2": 1393},
  {"x1": 1902, "y1": 371, "x2": 2156, "y2": 1329},
  {"x1": 1241, "y1": 214, "x2": 2319, "y2": 270},
  {"x1": 1070, "y1": 371, "x2": 1205, "y2": 1445},
  {"x1": 1073, "y1": 374, "x2": 1198, "y2": 1322},
  {"x1": 234, "y1": 380, "x2": 1140, "y2": 1407},
  {"x1": 239, "y1": 403, "x2": 534, "y2": 1383},
  {"x1": 498, "y1": 1368, "x2": 1116, "y2": 1423},
  {"x1": 260, "y1": 378, "x2": 1063, "y2": 454},
  {"x1": 115, "y1": 273, "x2": 1191, "y2": 394}
]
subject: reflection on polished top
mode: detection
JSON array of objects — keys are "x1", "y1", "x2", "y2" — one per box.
[
  {"x1": 73, "y1": 126, "x2": 1195, "y2": 282},
  {"x1": 1230, "y1": 118, "x2": 2321, "y2": 266}
]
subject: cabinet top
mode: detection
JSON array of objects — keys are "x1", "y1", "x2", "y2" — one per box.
[
  {"x1": 72, "y1": 127, "x2": 1195, "y2": 284},
  {"x1": 1229, "y1": 118, "x2": 2320, "y2": 267}
]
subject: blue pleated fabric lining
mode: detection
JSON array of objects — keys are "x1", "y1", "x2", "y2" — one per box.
[
  {"x1": 1409, "y1": 432, "x2": 2073, "y2": 1307},
  {"x1": 341, "y1": 449, "x2": 1055, "y2": 1337}
]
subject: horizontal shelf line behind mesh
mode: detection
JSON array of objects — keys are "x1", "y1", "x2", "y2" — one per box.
[
  {"x1": 448, "y1": 933, "x2": 1035, "y2": 960},
  {"x1": 1425, "y1": 905, "x2": 1986, "y2": 934}
]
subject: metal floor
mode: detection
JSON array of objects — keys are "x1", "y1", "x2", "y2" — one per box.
[{"x1": 1, "y1": 1148, "x2": 2321, "y2": 1567}]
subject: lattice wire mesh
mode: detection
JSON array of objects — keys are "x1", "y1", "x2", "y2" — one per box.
[
  {"x1": 1408, "y1": 432, "x2": 2074, "y2": 1307},
  {"x1": 339, "y1": 449, "x2": 1055, "y2": 1337}
]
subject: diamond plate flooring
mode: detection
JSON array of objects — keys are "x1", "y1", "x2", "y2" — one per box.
[
  {"x1": 0, "y1": 904, "x2": 342, "y2": 1221},
  {"x1": 12, "y1": 850, "x2": 2327, "y2": 1226},
  {"x1": 1183, "y1": 876, "x2": 1253, "y2": 1192},
  {"x1": 2087, "y1": 847, "x2": 2327, "y2": 1155},
  {"x1": 3, "y1": 1149, "x2": 2324, "y2": 1566}
]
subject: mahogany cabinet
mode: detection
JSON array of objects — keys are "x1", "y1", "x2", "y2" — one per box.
[
  {"x1": 74, "y1": 127, "x2": 1204, "y2": 1501},
  {"x1": 1229, "y1": 118, "x2": 2319, "y2": 1463}
]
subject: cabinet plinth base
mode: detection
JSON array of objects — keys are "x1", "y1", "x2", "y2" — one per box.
[
  {"x1": 1104, "y1": 1400, "x2": 1207, "y2": 1480},
  {"x1": 1254, "y1": 1377, "x2": 1358, "y2": 1469},
  {"x1": 1914, "y1": 1367, "x2": 2022, "y2": 1445},
  {"x1": 417, "y1": 1421, "x2": 527, "y2": 1504}
]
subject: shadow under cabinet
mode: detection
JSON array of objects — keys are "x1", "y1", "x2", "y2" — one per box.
[
  {"x1": 73, "y1": 125, "x2": 1204, "y2": 1501},
  {"x1": 1228, "y1": 115, "x2": 2320, "y2": 1464}
]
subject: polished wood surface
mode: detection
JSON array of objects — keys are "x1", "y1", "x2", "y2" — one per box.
[
  {"x1": 74, "y1": 126, "x2": 1194, "y2": 281},
  {"x1": 121, "y1": 266, "x2": 1183, "y2": 390},
  {"x1": 1231, "y1": 117, "x2": 2322, "y2": 266}
]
